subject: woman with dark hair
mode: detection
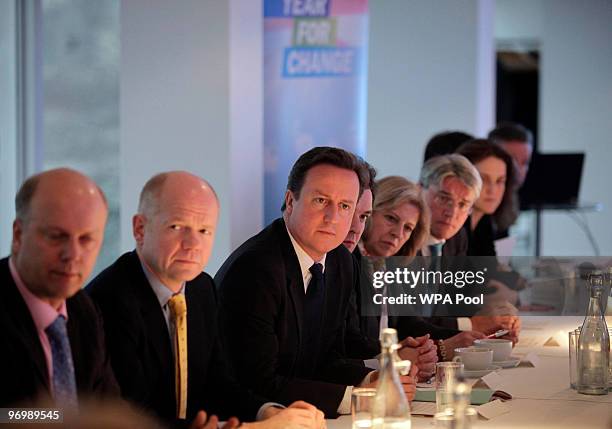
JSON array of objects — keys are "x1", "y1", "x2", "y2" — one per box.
[
  {"x1": 456, "y1": 139, "x2": 517, "y2": 256},
  {"x1": 456, "y1": 139, "x2": 524, "y2": 308}
]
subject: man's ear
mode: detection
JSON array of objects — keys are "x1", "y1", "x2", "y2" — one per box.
[
  {"x1": 133, "y1": 214, "x2": 146, "y2": 247},
  {"x1": 11, "y1": 219, "x2": 23, "y2": 255},
  {"x1": 284, "y1": 190, "x2": 295, "y2": 215}
]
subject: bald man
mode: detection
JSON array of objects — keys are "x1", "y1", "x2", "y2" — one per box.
[
  {"x1": 0, "y1": 168, "x2": 118, "y2": 408},
  {"x1": 87, "y1": 172, "x2": 324, "y2": 429}
]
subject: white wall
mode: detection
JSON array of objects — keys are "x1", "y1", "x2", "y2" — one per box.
[
  {"x1": 495, "y1": 0, "x2": 542, "y2": 42},
  {"x1": 539, "y1": 0, "x2": 612, "y2": 257},
  {"x1": 496, "y1": 0, "x2": 612, "y2": 256},
  {"x1": 367, "y1": 0, "x2": 496, "y2": 182},
  {"x1": 121, "y1": 0, "x2": 263, "y2": 274},
  {"x1": 229, "y1": 0, "x2": 264, "y2": 251},
  {"x1": 0, "y1": 0, "x2": 18, "y2": 256}
]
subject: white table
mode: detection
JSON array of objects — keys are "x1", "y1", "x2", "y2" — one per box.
[{"x1": 328, "y1": 316, "x2": 612, "y2": 429}]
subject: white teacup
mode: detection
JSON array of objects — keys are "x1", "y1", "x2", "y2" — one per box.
[
  {"x1": 453, "y1": 347, "x2": 493, "y2": 370},
  {"x1": 474, "y1": 339, "x2": 513, "y2": 361}
]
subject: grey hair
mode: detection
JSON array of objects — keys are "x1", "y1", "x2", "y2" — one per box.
[{"x1": 419, "y1": 154, "x2": 482, "y2": 198}]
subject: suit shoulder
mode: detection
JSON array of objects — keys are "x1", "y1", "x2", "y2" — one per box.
[
  {"x1": 329, "y1": 243, "x2": 356, "y2": 267},
  {"x1": 66, "y1": 289, "x2": 103, "y2": 331},
  {"x1": 215, "y1": 221, "x2": 285, "y2": 284},
  {"x1": 187, "y1": 271, "x2": 216, "y2": 295},
  {"x1": 86, "y1": 252, "x2": 141, "y2": 302}
]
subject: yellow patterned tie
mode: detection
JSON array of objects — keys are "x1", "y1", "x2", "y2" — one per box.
[{"x1": 168, "y1": 294, "x2": 188, "y2": 419}]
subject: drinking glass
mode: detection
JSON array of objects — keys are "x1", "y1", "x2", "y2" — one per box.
[
  {"x1": 608, "y1": 328, "x2": 612, "y2": 390},
  {"x1": 435, "y1": 361, "x2": 464, "y2": 413},
  {"x1": 351, "y1": 388, "x2": 377, "y2": 429},
  {"x1": 569, "y1": 328, "x2": 580, "y2": 389}
]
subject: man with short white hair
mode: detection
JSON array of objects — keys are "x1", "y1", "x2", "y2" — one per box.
[
  {"x1": 413, "y1": 155, "x2": 519, "y2": 351},
  {"x1": 88, "y1": 171, "x2": 324, "y2": 429}
]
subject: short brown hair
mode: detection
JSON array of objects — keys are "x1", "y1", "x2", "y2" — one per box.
[
  {"x1": 363, "y1": 159, "x2": 377, "y2": 196},
  {"x1": 282, "y1": 147, "x2": 368, "y2": 211}
]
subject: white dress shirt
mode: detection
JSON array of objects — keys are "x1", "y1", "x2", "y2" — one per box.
[{"x1": 286, "y1": 226, "x2": 374, "y2": 414}]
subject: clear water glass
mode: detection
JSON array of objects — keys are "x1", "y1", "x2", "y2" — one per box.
[
  {"x1": 351, "y1": 388, "x2": 376, "y2": 429},
  {"x1": 569, "y1": 328, "x2": 580, "y2": 389},
  {"x1": 435, "y1": 361, "x2": 464, "y2": 413}
]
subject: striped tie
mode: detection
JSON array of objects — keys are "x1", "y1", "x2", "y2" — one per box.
[
  {"x1": 45, "y1": 316, "x2": 78, "y2": 411},
  {"x1": 168, "y1": 294, "x2": 188, "y2": 419}
]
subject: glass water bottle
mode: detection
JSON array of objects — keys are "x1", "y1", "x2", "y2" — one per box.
[
  {"x1": 577, "y1": 272, "x2": 610, "y2": 395},
  {"x1": 373, "y1": 328, "x2": 411, "y2": 428},
  {"x1": 387, "y1": 329, "x2": 412, "y2": 376}
]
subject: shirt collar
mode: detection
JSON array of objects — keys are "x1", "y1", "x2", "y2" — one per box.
[
  {"x1": 137, "y1": 252, "x2": 185, "y2": 308},
  {"x1": 8, "y1": 257, "x2": 68, "y2": 331},
  {"x1": 421, "y1": 235, "x2": 446, "y2": 256},
  {"x1": 426, "y1": 235, "x2": 446, "y2": 246},
  {"x1": 285, "y1": 224, "x2": 326, "y2": 282}
]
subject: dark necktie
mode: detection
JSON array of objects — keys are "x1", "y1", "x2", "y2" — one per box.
[
  {"x1": 429, "y1": 243, "x2": 443, "y2": 271},
  {"x1": 45, "y1": 316, "x2": 78, "y2": 410},
  {"x1": 301, "y1": 263, "x2": 325, "y2": 375},
  {"x1": 423, "y1": 243, "x2": 444, "y2": 316}
]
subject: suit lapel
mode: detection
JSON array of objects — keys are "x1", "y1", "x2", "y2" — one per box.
[
  {"x1": 1, "y1": 259, "x2": 50, "y2": 391},
  {"x1": 276, "y1": 220, "x2": 305, "y2": 346},
  {"x1": 126, "y1": 253, "x2": 174, "y2": 371}
]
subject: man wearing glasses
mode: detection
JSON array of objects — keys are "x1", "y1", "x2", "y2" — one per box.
[
  {"x1": 414, "y1": 154, "x2": 519, "y2": 345},
  {"x1": 419, "y1": 154, "x2": 480, "y2": 258}
]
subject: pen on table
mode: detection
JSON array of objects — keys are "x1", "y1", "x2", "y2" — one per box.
[{"x1": 485, "y1": 329, "x2": 510, "y2": 339}]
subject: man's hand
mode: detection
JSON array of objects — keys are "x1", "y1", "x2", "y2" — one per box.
[
  {"x1": 441, "y1": 331, "x2": 486, "y2": 360},
  {"x1": 364, "y1": 364, "x2": 418, "y2": 401},
  {"x1": 402, "y1": 363, "x2": 418, "y2": 401},
  {"x1": 190, "y1": 411, "x2": 240, "y2": 429},
  {"x1": 501, "y1": 316, "x2": 521, "y2": 345},
  {"x1": 472, "y1": 301, "x2": 521, "y2": 343},
  {"x1": 247, "y1": 401, "x2": 325, "y2": 429},
  {"x1": 398, "y1": 334, "x2": 438, "y2": 382}
]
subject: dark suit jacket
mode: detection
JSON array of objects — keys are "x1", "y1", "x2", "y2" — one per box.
[
  {"x1": 442, "y1": 228, "x2": 468, "y2": 257},
  {"x1": 343, "y1": 249, "x2": 460, "y2": 344},
  {"x1": 86, "y1": 251, "x2": 265, "y2": 426},
  {"x1": 384, "y1": 231, "x2": 471, "y2": 337},
  {"x1": 215, "y1": 219, "x2": 371, "y2": 417},
  {"x1": 343, "y1": 250, "x2": 380, "y2": 359},
  {"x1": 0, "y1": 257, "x2": 118, "y2": 407},
  {"x1": 465, "y1": 215, "x2": 496, "y2": 257},
  {"x1": 464, "y1": 216, "x2": 522, "y2": 291}
]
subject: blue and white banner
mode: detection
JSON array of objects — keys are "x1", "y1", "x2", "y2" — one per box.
[{"x1": 263, "y1": 0, "x2": 369, "y2": 223}]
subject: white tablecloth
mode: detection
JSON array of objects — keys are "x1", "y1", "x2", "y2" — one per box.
[{"x1": 327, "y1": 316, "x2": 612, "y2": 428}]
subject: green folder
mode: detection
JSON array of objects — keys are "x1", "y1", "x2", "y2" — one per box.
[{"x1": 414, "y1": 388, "x2": 494, "y2": 405}]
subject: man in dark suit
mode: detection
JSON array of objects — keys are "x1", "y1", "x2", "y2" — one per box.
[
  {"x1": 87, "y1": 171, "x2": 323, "y2": 429},
  {"x1": 340, "y1": 174, "x2": 438, "y2": 382},
  {"x1": 215, "y1": 148, "x2": 417, "y2": 418},
  {"x1": 0, "y1": 168, "x2": 118, "y2": 409},
  {"x1": 415, "y1": 154, "x2": 519, "y2": 358}
]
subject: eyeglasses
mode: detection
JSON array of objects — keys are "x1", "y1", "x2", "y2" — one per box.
[{"x1": 433, "y1": 193, "x2": 473, "y2": 214}]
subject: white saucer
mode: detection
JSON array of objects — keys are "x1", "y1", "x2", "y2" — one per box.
[
  {"x1": 493, "y1": 356, "x2": 521, "y2": 368},
  {"x1": 463, "y1": 365, "x2": 501, "y2": 378}
]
